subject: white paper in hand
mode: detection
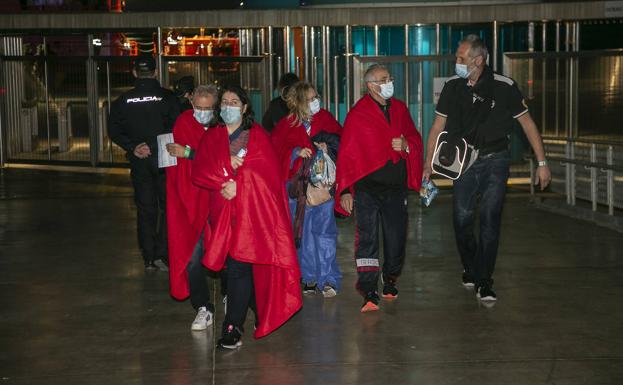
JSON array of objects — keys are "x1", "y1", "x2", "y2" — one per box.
[{"x1": 157, "y1": 133, "x2": 177, "y2": 168}]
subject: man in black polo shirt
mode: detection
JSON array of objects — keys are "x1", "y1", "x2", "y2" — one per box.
[{"x1": 424, "y1": 34, "x2": 551, "y2": 302}]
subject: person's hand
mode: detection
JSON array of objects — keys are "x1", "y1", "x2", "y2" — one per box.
[
  {"x1": 423, "y1": 165, "x2": 433, "y2": 182},
  {"x1": 314, "y1": 142, "x2": 328, "y2": 153},
  {"x1": 340, "y1": 193, "x2": 353, "y2": 215},
  {"x1": 133, "y1": 143, "x2": 151, "y2": 158},
  {"x1": 230, "y1": 156, "x2": 244, "y2": 170},
  {"x1": 166, "y1": 143, "x2": 186, "y2": 158},
  {"x1": 391, "y1": 135, "x2": 407, "y2": 152},
  {"x1": 221, "y1": 180, "x2": 237, "y2": 200},
  {"x1": 298, "y1": 148, "x2": 313, "y2": 158},
  {"x1": 535, "y1": 165, "x2": 552, "y2": 191}
]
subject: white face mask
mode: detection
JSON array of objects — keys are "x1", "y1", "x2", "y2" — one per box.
[
  {"x1": 309, "y1": 98, "x2": 321, "y2": 115},
  {"x1": 193, "y1": 109, "x2": 213, "y2": 125},
  {"x1": 220, "y1": 106, "x2": 242, "y2": 125},
  {"x1": 378, "y1": 81, "x2": 394, "y2": 100}
]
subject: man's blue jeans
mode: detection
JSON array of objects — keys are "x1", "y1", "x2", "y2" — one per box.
[{"x1": 452, "y1": 150, "x2": 510, "y2": 287}]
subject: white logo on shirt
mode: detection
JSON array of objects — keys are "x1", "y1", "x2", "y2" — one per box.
[{"x1": 126, "y1": 96, "x2": 163, "y2": 103}]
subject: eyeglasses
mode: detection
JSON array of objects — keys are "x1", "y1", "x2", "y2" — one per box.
[
  {"x1": 306, "y1": 95, "x2": 320, "y2": 103},
  {"x1": 368, "y1": 77, "x2": 394, "y2": 85}
]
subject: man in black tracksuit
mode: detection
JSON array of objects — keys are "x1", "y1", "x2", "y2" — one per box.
[{"x1": 108, "y1": 56, "x2": 180, "y2": 270}]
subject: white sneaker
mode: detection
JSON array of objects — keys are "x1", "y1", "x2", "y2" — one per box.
[
  {"x1": 322, "y1": 285, "x2": 337, "y2": 298},
  {"x1": 191, "y1": 307, "x2": 213, "y2": 331},
  {"x1": 153, "y1": 259, "x2": 169, "y2": 272}
]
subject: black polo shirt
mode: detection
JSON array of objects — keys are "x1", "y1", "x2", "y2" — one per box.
[{"x1": 435, "y1": 68, "x2": 528, "y2": 154}]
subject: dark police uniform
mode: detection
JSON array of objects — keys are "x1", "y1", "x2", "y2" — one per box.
[
  {"x1": 435, "y1": 65, "x2": 528, "y2": 293},
  {"x1": 108, "y1": 57, "x2": 180, "y2": 267}
]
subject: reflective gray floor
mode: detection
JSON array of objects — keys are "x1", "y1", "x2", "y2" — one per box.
[{"x1": 1, "y1": 168, "x2": 622, "y2": 385}]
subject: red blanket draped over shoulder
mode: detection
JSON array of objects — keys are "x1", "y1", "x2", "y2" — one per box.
[
  {"x1": 335, "y1": 94, "x2": 424, "y2": 215},
  {"x1": 271, "y1": 108, "x2": 342, "y2": 180},
  {"x1": 166, "y1": 110, "x2": 211, "y2": 300},
  {"x1": 191, "y1": 123, "x2": 302, "y2": 339}
]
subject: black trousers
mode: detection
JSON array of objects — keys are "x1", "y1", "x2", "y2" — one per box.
[
  {"x1": 129, "y1": 156, "x2": 167, "y2": 263},
  {"x1": 187, "y1": 234, "x2": 215, "y2": 313},
  {"x1": 453, "y1": 151, "x2": 510, "y2": 287},
  {"x1": 353, "y1": 189, "x2": 408, "y2": 295},
  {"x1": 223, "y1": 256, "x2": 256, "y2": 333}
]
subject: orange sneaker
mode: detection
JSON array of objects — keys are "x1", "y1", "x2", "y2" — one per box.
[{"x1": 360, "y1": 292, "x2": 380, "y2": 313}]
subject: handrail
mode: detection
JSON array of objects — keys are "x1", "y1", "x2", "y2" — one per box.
[
  {"x1": 546, "y1": 155, "x2": 623, "y2": 173},
  {"x1": 527, "y1": 144, "x2": 619, "y2": 216},
  {"x1": 543, "y1": 136, "x2": 623, "y2": 147}
]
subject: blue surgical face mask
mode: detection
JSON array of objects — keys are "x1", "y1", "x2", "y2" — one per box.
[
  {"x1": 220, "y1": 106, "x2": 242, "y2": 125},
  {"x1": 193, "y1": 109, "x2": 213, "y2": 125},
  {"x1": 455, "y1": 59, "x2": 476, "y2": 79}
]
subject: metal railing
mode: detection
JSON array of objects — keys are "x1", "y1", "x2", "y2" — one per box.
[{"x1": 530, "y1": 137, "x2": 623, "y2": 216}]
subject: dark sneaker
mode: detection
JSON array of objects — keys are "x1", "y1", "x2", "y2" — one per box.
[
  {"x1": 361, "y1": 291, "x2": 380, "y2": 313},
  {"x1": 476, "y1": 285, "x2": 497, "y2": 302},
  {"x1": 462, "y1": 271, "x2": 475, "y2": 288},
  {"x1": 303, "y1": 283, "x2": 317, "y2": 294},
  {"x1": 382, "y1": 282, "x2": 398, "y2": 299},
  {"x1": 218, "y1": 325, "x2": 243, "y2": 349}
]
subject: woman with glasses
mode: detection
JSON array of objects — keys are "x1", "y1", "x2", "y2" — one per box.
[
  {"x1": 271, "y1": 81, "x2": 343, "y2": 298},
  {"x1": 192, "y1": 85, "x2": 302, "y2": 349}
]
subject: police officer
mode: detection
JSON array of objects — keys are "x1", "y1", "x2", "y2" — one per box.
[{"x1": 109, "y1": 56, "x2": 181, "y2": 271}]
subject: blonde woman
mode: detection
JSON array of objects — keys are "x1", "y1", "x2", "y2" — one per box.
[{"x1": 271, "y1": 81, "x2": 343, "y2": 297}]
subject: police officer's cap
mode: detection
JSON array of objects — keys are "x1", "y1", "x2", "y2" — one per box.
[{"x1": 133, "y1": 56, "x2": 156, "y2": 72}]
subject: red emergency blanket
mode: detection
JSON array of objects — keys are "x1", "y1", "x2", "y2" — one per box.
[
  {"x1": 335, "y1": 94, "x2": 424, "y2": 215},
  {"x1": 192, "y1": 123, "x2": 302, "y2": 338}
]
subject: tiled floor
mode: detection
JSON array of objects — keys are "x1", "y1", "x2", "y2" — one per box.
[{"x1": 1, "y1": 168, "x2": 622, "y2": 385}]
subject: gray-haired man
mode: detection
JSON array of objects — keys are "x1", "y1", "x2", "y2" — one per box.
[
  {"x1": 423, "y1": 35, "x2": 551, "y2": 302},
  {"x1": 166, "y1": 84, "x2": 220, "y2": 331}
]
